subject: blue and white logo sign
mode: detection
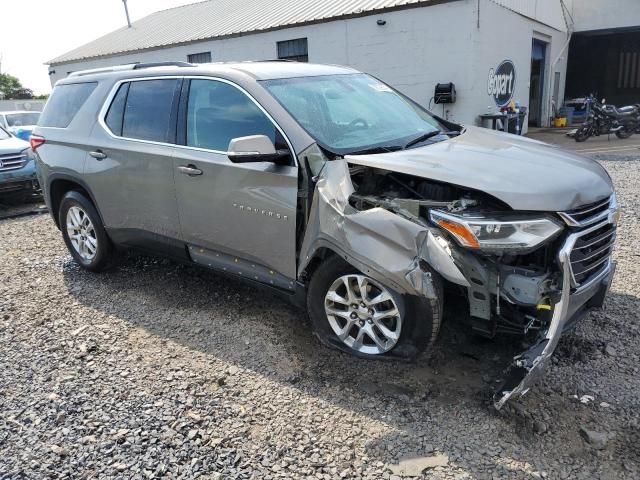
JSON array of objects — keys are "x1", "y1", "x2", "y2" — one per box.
[{"x1": 488, "y1": 60, "x2": 516, "y2": 107}]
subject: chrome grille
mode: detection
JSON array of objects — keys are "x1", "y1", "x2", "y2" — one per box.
[
  {"x1": 0, "y1": 153, "x2": 28, "y2": 172},
  {"x1": 569, "y1": 222, "x2": 616, "y2": 287},
  {"x1": 558, "y1": 196, "x2": 612, "y2": 227}
]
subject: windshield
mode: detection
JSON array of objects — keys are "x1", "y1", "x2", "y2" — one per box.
[
  {"x1": 0, "y1": 127, "x2": 10, "y2": 140},
  {"x1": 262, "y1": 73, "x2": 444, "y2": 154},
  {"x1": 6, "y1": 112, "x2": 40, "y2": 127}
]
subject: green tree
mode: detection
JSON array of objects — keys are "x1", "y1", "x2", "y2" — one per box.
[
  {"x1": 14, "y1": 88, "x2": 34, "y2": 99},
  {"x1": 0, "y1": 73, "x2": 24, "y2": 99}
]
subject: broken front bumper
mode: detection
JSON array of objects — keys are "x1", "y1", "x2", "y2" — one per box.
[{"x1": 494, "y1": 226, "x2": 616, "y2": 409}]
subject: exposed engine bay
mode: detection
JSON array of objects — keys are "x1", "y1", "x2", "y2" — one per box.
[{"x1": 347, "y1": 164, "x2": 561, "y2": 344}]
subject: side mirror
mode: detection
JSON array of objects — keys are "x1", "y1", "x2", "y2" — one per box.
[{"x1": 227, "y1": 135, "x2": 289, "y2": 164}]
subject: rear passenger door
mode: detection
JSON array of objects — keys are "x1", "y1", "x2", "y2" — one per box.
[
  {"x1": 86, "y1": 77, "x2": 183, "y2": 245},
  {"x1": 173, "y1": 78, "x2": 298, "y2": 285}
]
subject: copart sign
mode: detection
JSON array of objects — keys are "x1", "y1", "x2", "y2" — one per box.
[{"x1": 488, "y1": 60, "x2": 516, "y2": 107}]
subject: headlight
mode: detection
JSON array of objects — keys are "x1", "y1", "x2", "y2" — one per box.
[
  {"x1": 429, "y1": 210, "x2": 563, "y2": 251},
  {"x1": 609, "y1": 192, "x2": 621, "y2": 226}
]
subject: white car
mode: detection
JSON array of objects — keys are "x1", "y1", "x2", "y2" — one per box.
[{"x1": 0, "y1": 111, "x2": 41, "y2": 141}]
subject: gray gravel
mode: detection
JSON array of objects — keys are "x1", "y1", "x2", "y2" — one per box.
[{"x1": 1, "y1": 153, "x2": 638, "y2": 479}]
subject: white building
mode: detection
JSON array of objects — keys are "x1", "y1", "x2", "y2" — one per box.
[
  {"x1": 46, "y1": 0, "x2": 640, "y2": 130},
  {"x1": 0, "y1": 99, "x2": 46, "y2": 113}
]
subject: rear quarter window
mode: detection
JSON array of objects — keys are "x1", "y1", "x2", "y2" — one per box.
[{"x1": 39, "y1": 82, "x2": 98, "y2": 128}]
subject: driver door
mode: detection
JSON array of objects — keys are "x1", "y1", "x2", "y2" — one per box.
[{"x1": 173, "y1": 78, "x2": 298, "y2": 285}]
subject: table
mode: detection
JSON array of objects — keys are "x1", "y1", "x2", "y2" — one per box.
[{"x1": 479, "y1": 112, "x2": 526, "y2": 135}]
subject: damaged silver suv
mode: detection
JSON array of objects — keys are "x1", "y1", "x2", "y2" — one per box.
[{"x1": 33, "y1": 62, "x2": 618, "y2": 407}]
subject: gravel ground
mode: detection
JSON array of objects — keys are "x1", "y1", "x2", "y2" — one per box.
[
  {"x1": 1, "y1": 154, "x2": 638, "y2": 479},
  {"x1": 0, "y1": 195, "x2": 46, "y2": 221}
]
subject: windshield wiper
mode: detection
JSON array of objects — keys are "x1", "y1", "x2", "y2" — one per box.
[
  {"x1": 345, "y1": 145, "x2": 403, "y2": 156},
  {"x1": 404, "y1": 130, "x2": 460, "y2": 150}
]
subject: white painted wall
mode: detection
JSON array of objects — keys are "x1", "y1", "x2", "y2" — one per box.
[
  {"x1": 49, "y1": 0, "x2": 569, "y2": 129},
  {"x1": 475, "y1": 0, "x2": 570, "y2": 128},
  {"x1": 0, "y1": 99, "x2": 46, "y2": 112},
  {"x1": 489, "y1": 0, "x2": 568, "y2": 31},
  {"x1": 569, "y1": 0, "x2": 640, "y2": 32}
]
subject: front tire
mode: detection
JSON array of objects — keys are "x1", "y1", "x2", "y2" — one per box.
[
  {"x1": 59, "y1": 191, "x2": 113, "y2": 272},
  {"x1": 574, "y1": 126, "x2": 591, "y2": 142},
  {"x1": 307, "y1": 255, "x2": 442, "y2": 360},
  {"x1": 615, "y1": 127, "x2": 633, "y2": 139}
]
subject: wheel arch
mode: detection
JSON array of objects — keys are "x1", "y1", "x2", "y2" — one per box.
[
  {"x1": 299, "y1": 240, "x2": 408, "y2": 294},
  {"x1": 47, "y1": 174, "x2": 104, "y2": 229},
  {"x1": 300, "y1": 246, "x2": 340, "y2": 284}
]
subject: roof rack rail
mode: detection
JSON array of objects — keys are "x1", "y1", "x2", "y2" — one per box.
[
  {"x1": 133, "y1": 61, "x2": 194, "y2": 70},
  {"x1": 68, "y1": 64, "x2": 138, "y2": 77},
  {"x1": 67, "y1": 62, "x2": 194, "y2": 78}
]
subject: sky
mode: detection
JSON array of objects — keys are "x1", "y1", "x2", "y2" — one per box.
[{"x1": 0, "y1": 0, "x2": 203, "y2": 95}]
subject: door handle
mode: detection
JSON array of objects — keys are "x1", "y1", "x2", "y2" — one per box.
[
  {"x1": 89, "y1": 150, "x2": 107, "y2": 160},
  {"x1": 178, "y1": 165, "x2": 203, "y2": 176}
]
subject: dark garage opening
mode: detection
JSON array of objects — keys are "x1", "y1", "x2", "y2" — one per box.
[
  {"x1": 566, "y1": 28, "x2": 640, "y2": 106},
  {"x1": 529, "y1": 39, "x2": 548, "y2": 126}
]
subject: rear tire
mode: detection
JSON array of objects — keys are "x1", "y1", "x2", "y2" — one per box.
[
  {"x1": 307, "y1": 255, "x2": 442, "y2": 360},
  {"x1": 59, "y1": 191, "x2": 113, "y2": 272}
]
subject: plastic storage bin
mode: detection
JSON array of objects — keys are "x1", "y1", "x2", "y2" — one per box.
[{"x1": 558, "y1": 106, "x2": 575, "y2": 125}]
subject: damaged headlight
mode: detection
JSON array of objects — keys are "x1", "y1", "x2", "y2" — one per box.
[{"x1": 429, "y1": 210, "x2": 563, "y2": 251}]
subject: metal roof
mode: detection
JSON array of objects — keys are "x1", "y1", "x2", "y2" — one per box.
[{"x1": 48, "y1": 0, "x2": 443, "y2": 65}]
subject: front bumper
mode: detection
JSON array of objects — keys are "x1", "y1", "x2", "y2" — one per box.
[
  {"x1": 0, "y1": 159, "x2": 37, "y2": 194},
  {"x1": 494, "y1": 226, "x2": 616, "y2": 409}
]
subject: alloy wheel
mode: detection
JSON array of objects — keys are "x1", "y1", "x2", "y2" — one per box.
[
  {"x1": 324, "y1": 274, "x2": 402, "y2": 355},
  {"x1": 66, "y1": 206, "x2": 98, "y2": 261}
]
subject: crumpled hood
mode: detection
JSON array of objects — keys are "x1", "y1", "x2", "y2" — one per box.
[
  {"x1": 0, "y1": 135, "x2": 30, "y2": 154},
  {"x1": 345, "y1": 126, "x2": 614, "y2": 212}
]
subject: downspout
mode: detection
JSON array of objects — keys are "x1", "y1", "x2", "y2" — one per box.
[{"x1": 547, "y1": 0, "x2": 574, "y2": 125}]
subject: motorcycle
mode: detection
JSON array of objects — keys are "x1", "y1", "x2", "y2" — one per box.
[{"x1": 570, "y1": 96, "x2": 639, "y2": 142}]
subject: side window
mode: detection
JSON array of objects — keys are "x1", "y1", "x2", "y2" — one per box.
[
  {"x1": 186, "y1": 79, "x2": 277, "y2": 152},
  {"x1": 122, "y1": 79, "x2": 178, "y2": 142},
  {"x1": 277, "y1": 38, "x2": 308, "y2": 62},
  {"x1": 105, "y1": 82, "x2": 129, "y2": 136},
  {"x1": 187, "y1": 52, "x2": 212, "y2": 64},
  {"x1": 39, "y1": 82, "x2": 98, "y2": 128}
]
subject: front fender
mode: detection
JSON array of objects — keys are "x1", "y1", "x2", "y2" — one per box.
[{"x1": 298, "y1": 160, "x2": 468, "y2": 298}]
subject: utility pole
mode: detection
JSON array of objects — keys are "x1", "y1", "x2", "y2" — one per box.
[{"x1": 122, "y1": 0, "x2": 132, "y2": 28}]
